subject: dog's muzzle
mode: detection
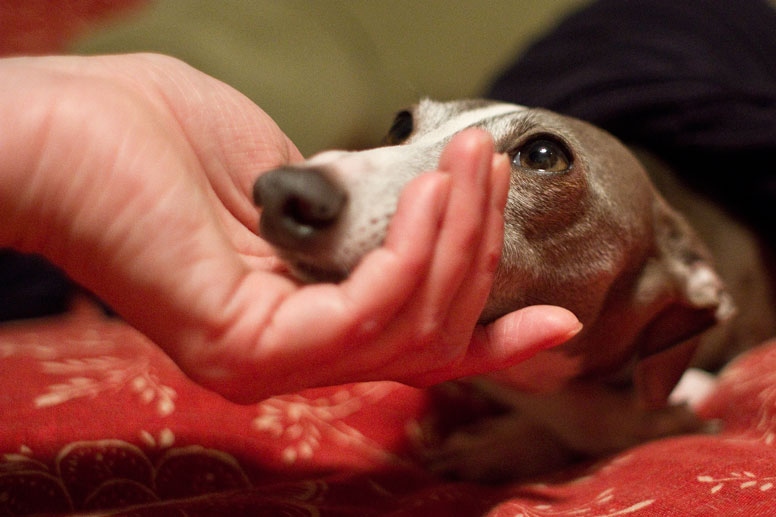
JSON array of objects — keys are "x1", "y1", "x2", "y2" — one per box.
[{"x1": 253, "y1": 167, "x2": 347, "y2": 251}]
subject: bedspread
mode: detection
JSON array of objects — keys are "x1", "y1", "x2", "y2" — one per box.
[{"x1": 1, "y1": 306, "x2": 776, "y2": 516}]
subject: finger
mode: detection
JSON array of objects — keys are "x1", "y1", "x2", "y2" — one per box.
[
  {"x1": 343, "y1": 134, "x2": 504, "y2": 380},
  {"x1": 438, "y1": 305, "x2": 583, "y2": 382},
  {"x1": 442, "y1": 152, "x2": 510, "y2": 342},
  {"x1": 407, "y1": 129, "x2": 495, "y2": 336},
  {"x1": 343, "y1": 131, "x2": 496, "y2": 380},
  {"x1": 378, "y1": 304, "x2": 579, "y2": 386}
]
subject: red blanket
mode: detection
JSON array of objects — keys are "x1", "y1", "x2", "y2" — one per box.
[
  {"x1": 1, "y1": 307, "x2": 775, "y2": 516},
  {"x1": 0, "y1": 0, "x2": 144, "y2": 55}
]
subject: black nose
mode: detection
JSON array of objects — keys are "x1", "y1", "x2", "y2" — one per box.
[{"x1": 253, "y1": 167, "x2": 347, "y2": 250}]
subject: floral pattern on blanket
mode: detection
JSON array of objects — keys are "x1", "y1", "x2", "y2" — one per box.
[{"x1": 1, "y1": 311, "x2": 776, "y2": 516}]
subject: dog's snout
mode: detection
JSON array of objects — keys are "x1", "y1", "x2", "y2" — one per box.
[{"x1": 253, "y1": 167, "x2": 347, "y2": 250}]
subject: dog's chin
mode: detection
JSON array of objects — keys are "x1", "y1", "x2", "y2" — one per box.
[{"x1": 286, "y1": 259, "x2": 348, "y2": 284}]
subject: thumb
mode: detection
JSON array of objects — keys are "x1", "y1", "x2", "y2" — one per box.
[
  {"x1": 410, "y1": 306, "x2": 582, "y2": 386},
  {"x1": 477, "y1": 305, "x2": 583, "y2": 367}
]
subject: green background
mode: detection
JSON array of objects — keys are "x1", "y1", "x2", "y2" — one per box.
[{"x1": 72, "y1": 1, "x2": 589, "y2": 156}]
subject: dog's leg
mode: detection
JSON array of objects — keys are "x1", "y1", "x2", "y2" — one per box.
[
  {"x1": 427, "y1": 410, "x2": 577, "y2": 482},
  {"x1": 428, "y1": 379, "x2": 714, "y2": 482}
]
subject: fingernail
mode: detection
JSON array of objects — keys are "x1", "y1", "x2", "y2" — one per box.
[
  {"x1": 561, "y1": 321, "x2": 585, "y2": 345},
  {"x1": 540, "y1": 307, "x2": 583, "y2": 349}
]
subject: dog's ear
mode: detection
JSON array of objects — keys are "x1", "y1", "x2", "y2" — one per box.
[{"x1": 632, "y1": 201, "x2": 735, "y2": 409}]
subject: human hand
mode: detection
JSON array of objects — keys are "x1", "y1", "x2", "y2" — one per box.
[{"x1": 0, "y1": 54, "x2": 580, "y2": 402}]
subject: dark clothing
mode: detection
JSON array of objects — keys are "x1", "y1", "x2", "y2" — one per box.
[
  {"x1": 0, "y1": 249, "x2": 74, "y2": 321},
  {"x1": 489, "y1": 0, "x2": 776, "y2": 245}
]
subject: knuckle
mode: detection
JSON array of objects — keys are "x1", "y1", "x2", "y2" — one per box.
[
  {"x1": 459, "y1": 229, "x2": 481, "y2": 251},
  {"x1": 481, "y1": 247, "x2": 502, "y2": 274},
  {"x1": 409, "y1": 318, "x2": 441, "y2": 347},
  {"x1": 425, "y1": 333, "x2": 469, "y2": 370},
  {"x1": 353, "y1": 317, "x2": 381, "y2": 343}
]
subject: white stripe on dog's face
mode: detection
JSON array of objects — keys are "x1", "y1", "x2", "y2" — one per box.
[
  {"x1": 307, "y1": 103, "x2": 525, "y2": 169},
  {"x1": 275, "y1": 100, "x2": 530, "y2": 280},
  {"x1": 410, "y1": 103, "x2": 525, "y2": 146}
]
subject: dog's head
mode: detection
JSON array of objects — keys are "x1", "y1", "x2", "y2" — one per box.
[{"x1": 254, "y1": 99, "x2": 733, "y2": 399}]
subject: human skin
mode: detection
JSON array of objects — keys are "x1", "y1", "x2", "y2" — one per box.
[{"x1": 0, "y1": 53, "x2": 581, "y2": 402}]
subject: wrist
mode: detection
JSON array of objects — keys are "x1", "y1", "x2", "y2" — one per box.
[{"x1": 0, "y1": 62, "x2": 41, "y2": 249}]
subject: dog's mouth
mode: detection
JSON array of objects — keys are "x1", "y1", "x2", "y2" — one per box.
[
  {"x1": 285, "y1": 258, "x2": 349, "y2": 284},
  {"x1": 267, "y1": 225, "x2": 390, "y2": 285}
]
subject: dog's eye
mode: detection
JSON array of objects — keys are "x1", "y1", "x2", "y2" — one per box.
[
  {"x1": 384, "y1": 110, "x2": 414, "y2": 145},
  {"x1": 515, "y1": 137, "x2": 571, "y2": 173}
]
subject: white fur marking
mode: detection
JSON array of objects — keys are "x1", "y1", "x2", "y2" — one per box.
[
  {"x1": 412, "y1": 103, "x2": 525, "y2": 146},
  {"x1": 307, "y1": 150, "x2": 351, "y2": 166},
  {"x1": 669, "y1": 368, "x2": 717, "y2": 409}
]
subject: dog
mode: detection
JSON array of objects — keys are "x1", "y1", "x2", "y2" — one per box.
[{"x1": 253, "y1": 99, "x2": 776, "y2": 480}]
